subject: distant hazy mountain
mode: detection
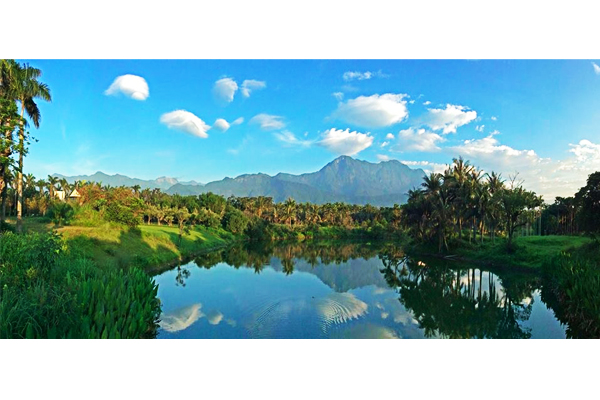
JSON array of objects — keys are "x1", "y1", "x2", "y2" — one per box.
[
  {"x1": 54, "y1": 157, "x2": 425, "y2": 205},
  {"x1": 167, "y1": 156, "x2": 426, "y2": 206},
  {"x1": 53, "y1": 171, "x2": 202, "y2": 191}
]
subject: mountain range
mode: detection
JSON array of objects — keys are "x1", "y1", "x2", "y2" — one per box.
[
  {"x1": 54, "y1": 156, "x2": 426, "y2": 206},
  {"x1": 53, "y1": 171, "x2": 202, "y2": 191}
]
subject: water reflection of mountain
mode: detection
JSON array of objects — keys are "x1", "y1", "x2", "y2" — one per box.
[
  {"x1": 174, "y1": 240, "x2": 568, "y2": 338},
  {"x1": 193, "y1": 241, "x2": 392, "y2": 292}
]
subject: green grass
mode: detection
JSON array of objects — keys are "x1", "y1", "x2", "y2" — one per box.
[
  {"x1": 61, "y1": 223, "x2": 237, "y2": 270},
  {"x1": 454, "y1": 235, "x2": 593, "y2": 269},
  {"x1": 6, "y1": 217, "x2": 239, "y2": 271}
]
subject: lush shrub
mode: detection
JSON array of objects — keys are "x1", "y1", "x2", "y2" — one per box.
[
  {"x1": 222, "y1": 207, "x2": 250, "y2": 235},
  {"x1": 0, "y1": 220, "x2": 15, "y2": 233},
  {"x1": 543, "y1": 248, "x2": 600, "y2": 338},
  {"x1": 105, "y1": 201, "x2": 142, "y2": 227},
  {"x1": 47, "y1": 201, "x2": 74, "y2": 226},
  {"x1": 195, "y1": 207, "x2": 221, "y2": 229},
  {"x1": 0, "y1": 232, "x2": 161, "y2": 339},
  {"x1": 72, "y1": 204, "x2": 106, "y2": 227}
]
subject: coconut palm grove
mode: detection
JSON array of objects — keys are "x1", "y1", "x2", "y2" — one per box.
[{"x1": 1, "y1": 59, "x2": 600, "y2": 339}]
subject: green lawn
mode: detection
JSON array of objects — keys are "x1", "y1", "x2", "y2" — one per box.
[
  {"x1": 455, "y1": 235, "x2": 593, "y2": 269},
  {"x1": 5, "y1": 217, "x2": 238, "y2": 271}
]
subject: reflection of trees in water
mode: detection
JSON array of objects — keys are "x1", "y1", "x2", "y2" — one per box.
[
  {"x1": 175, "y1": 265, "x2": 191, "y2": 287},
  {"x1": 379, "y1": 249, "x2": 538, "y2": 338},
  {"x1": 192, "y1": 240, "x2": 385, "y2": 276}
]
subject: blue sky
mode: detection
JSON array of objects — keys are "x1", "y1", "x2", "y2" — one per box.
[{"x1": 21, "y1": 59, "x2": 600, "y2": 200}]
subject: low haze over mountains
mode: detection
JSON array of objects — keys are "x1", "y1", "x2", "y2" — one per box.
[
  {"x1": 54, "y1": 171, "x2": 202, "y2": 191},
  {"x1": 55, "y1": 156, "x2": 426, "y2": 206}
]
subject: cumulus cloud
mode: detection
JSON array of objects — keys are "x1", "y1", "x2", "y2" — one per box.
[
  {"x1": 342, "y1": 70, "x2": 388, "y2": 81},
  {"x1": 104, "y1": 74, "x2": 149, "y2": 100},
  {"x1": 333, "y1": 93, "x2": 409, "y2": 128},
  {"x1": 593, "y1": 62, "x2": 600, "y2": 75},
  {"x1": 381, "y1": 141, "x2": 389, "y2": 148},
  {"x1": 425, "y1": 104, "x2": 477, "y2": 134},
  {"x1": 392, "y1": 128, "x2": 445, "y2": 152},
  {"x1": 386, "y1": 133, "x2": 395, "y2": 140},
  {"x1": 213, "y1": 118, "x2": 230, "y2": 132},
  {"x1": 317, "y1": 128, "x2": 374, "y2": 156},
  {"x1": 377, "y1": 154, "x2": 392, "y2": 162},
  {"x1": 332, "y1": 92, "x2": 344, "y2": 101},
  {"x1": 240, "y1": 79, "x2": 266, "y2": 97},
  {"x1": 476, "y1": 125, "x2": 485, "y2": 132},
  {"x1": 273, "y1": 130, "x2": 313, "y2": 147},
  {"x1": 491, "y1": 116, "x2": 498, "y2": 121},
  {"x1": 250, "y1": 113, "x2": 286, "y2": 130},
  {"x1": 160, "y1": 110, "x2": 211, "y2": 138},
  {"x1": 423, "y1": 101, "x2": 431, "y2": 106},
  {"x1": 213, "y1": 77, "x2": 238, "y2": 103},
  {"x1": 445, "y1": 135, "x2": 600, "y2": 200},
  {"x1": 400, "y1": 160, "x2": 448, "y2": 174},
  {"x1": 212, "y1": 117, "x2": 244, "y2": 133}
]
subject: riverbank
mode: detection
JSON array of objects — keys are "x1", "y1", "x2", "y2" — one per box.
[
  {"x1": 4, "y1": 217, "x2": 240, "y2": 270},
  {"x1": 407, "y1": 235, "x2": 593, "y2": 270},
  {"x1": 6, "y1": 217, "x2": 398, "y2": 272}
]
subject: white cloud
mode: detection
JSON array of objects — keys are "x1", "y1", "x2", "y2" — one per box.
[
  {"x1": 476, "y1": 125, "x2": 485, "y2": 132},
  {"x1": 160, "y1": 110, "x2": 211, "y2": 138},
  {"x1": 317, "y1": 128, "x2": 373, "y2": 156},
  {"x1": 423, "y1": 101, "x2": 431, "y2": 106},
  {"x1": 381, "y1": 141, "x2": 389, "y2": 148},
  {"x1": 342, "y1": 70, "x2": 387, "y2": 81},
  {"x1": 592, "y1": 62, "x2": 600, "y2": 75},
  {"x1": 240, "y1": 79, "x2": 266, "y2": 97},
  {"x1": 213, "y1": 77, "x2": 238, "y2": 103},
  {"x1": 333, "y1": 93, "x2": 409, "y2": 128},
  {"x1": 392, "y1": 128, "x2": 445, "y2": 152},
  {"x1": 249, "y1": 113, "x2": 286, "y2": 130},
  {"x1": 425, "y1": 104, "x2": 477, "y2": 134},
  {"x1": 377, "y1": 154, "x2": 392, "y2": 162},
  {"x1": 446, "y1": 135, "x2": 600, "y2": 200},
  {"x1": 386, "y1": 133, "x2": 395, "y2": 140},
  {"x1": 401, "y1": 160, "x2": 448, "y2": 174},
  {"x1": 104, "y1": 74, "x2": 149, "y2": 100},
  {"x1": 332, "y1": 92, "x2": 344, "y2": 101},
  {"x1": 409, "y1": 100, "x2": 415, "y2": 104},
  {"x1": 274, "y1": 130, "x2": 313, "y2": 147},
  {"x1": 491, "y1": 116, "x2": 498, "y2": 121},
  {"x1": 212, "y1": 117, "x2": 244, "y2": 133},
  {"x1": 213, "y1": 118, "x2": 230, "y2": 132}
]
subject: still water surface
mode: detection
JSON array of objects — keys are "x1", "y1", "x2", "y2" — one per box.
[{"x1": 154, "y1": 242, "x2": 567, "y2": 339}]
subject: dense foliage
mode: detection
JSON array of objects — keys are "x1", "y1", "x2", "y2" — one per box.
[
  {"x1": 542, "y1": 243, "x2": 600, "y2": 338},
  {"x1": 0, "y1": 232, "x2": 161, "y2": 338},
  {"x1": 403, "y1": 157, "x2": 543, "y2": 252}
]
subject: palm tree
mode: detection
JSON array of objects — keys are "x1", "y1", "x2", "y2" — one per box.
[
  {"x1": 11, "y1": 62, "x2": 52, "y2": 232},
  {"x1": 131, "y1": 184, "x2": 141, "y2": 197},
  {"x1": 451, "y1": 156, "x2": 473, "y2": 240},
  {"x1": 25, "y1": 173, "x2": 35, "y2": 191},
  {"x1": 36, "y1": 178, "x2": 46, "y2": 196},
  {"x1": 281, "y1": 198, "x2": 297, "y2": 226},
  {"x1": 59, "y1": 178, "x2": 70, "y2": 199},
  {"x1": 47, "y1": 175, "x2": 58, "y2": 198}
]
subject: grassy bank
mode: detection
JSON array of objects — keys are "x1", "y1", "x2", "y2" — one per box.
[
  {"x1": 6, "y1": 217, "x2": 239, "y2": 270},
  {"x1": 541, "y1": 241, "x2": 600, "y2": 338},
  {"x1": 409, "y1": 235, "x2": 593, "y2": 269}
]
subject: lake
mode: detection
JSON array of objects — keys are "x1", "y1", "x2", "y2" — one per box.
[{"x1": 154, "y1": 241, "x2": 568, "y2": 339}]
